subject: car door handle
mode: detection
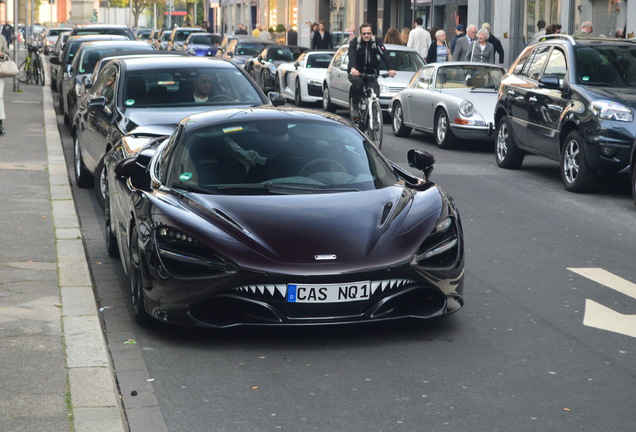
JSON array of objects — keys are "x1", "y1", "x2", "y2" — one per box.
[{"x1": 528, "y1": 96, "x2": 537, "y2": 103}]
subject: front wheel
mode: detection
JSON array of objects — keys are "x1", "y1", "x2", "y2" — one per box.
[
  {"x1": 435, "y1": 109, "x2": 457, "y2": 149},
  {"x1": 561, "y1": 130, "x2": 596, "y2": 192},
  {"x1": 18, "y1": 59, "x2": 27, "y2": 83},
  {"x1": 73, "y1": 134, "x2": 93, "y2": 188},
  {"x1": 322, "y1": 85, "x2": 336, "y2": 113},
  {"x1": 367, "y1": 100, "x2": 383, "y2": 149},
  {"x1": 95, "y1": 155, "x2": 108, "y2": 209},
  {"x1": 631, "y1": 164, "x2": 636, "y2": 207},
  {"x1": 129, "y1": 228, "x2": 151, "y2": 325},
  {"x1": 294, "y1": 79, "x2": 304, "y2": 107},
  {"x1": 495, "y1": 115, "x2": 524, "y2": 169},
  {"x1": 38, "y1": 59, "x2": 45, "y2": 86},
  {"x1": 392, "y1": 101, "x2": 412, "y2": 138}
]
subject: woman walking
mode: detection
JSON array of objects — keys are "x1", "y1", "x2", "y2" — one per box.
[
  {"x1": 0, "y1": 35, "x2": 10, "y2": 134},
  {"x1": 426, "y1": 29, "x2": 451, "y2": 63},
  {"x1": 469, "y1": 28, "x2": 494, "y2": 63}
]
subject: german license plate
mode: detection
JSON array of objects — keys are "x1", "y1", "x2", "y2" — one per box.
[{"x1": 286, "y1": 281, "x2": 371, "y2": 303}]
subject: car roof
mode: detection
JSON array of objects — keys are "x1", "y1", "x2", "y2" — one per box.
[{"x1": 114, "y1": 56, "x2": 240, "y2": 71}]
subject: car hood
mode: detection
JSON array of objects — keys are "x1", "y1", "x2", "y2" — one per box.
[
  {"x1": 178, "y1": 186, "x2": 443, "y2": 269},
  {"x1": 122, "y1": 106, "x2": 240, "y2": 133},
  {"x1": 583, "y1": 86, "x2": 636, "y2": 107}
]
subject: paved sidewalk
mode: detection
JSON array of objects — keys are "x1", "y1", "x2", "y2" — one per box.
[{"x1": 0, "y1": 78, "x2": 127, "y2": 430}]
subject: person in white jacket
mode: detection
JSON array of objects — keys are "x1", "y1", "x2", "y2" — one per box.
[{"x1": 407, "y1": 17, "x2": 431, "y2": 60}]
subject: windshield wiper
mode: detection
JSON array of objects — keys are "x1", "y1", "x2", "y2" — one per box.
[{"x1": 171, "y1": 183, "x2": 211, "y2": 194}]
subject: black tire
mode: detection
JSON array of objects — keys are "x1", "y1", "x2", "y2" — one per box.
[
  {"x1": 129, "y1": 228, "x2": 151, "y2": 325},
  {"x1": 434, "y1": 109, "x2": 457, "y2": 149},
  {"x1": 105, "y1": 185, "x2": 119, "y2": 258},
  {"x1": 631, "y1": 163, "x2": 636, "y2": 207},
  {"x1": 95, "y1": 155, "x2": 107, "y2": 210},
  {"x1": 495, "y1": 115, "x2": 525, "y2": 169},
  {"x1": 50, "y1": 73, "x2": 57, "y2": 91},
  {"x1": 392, "y1": 101, "x2": 412, "y2": 138},
  {"x1": 322, "y1": 85, "x2": 336, "y2": 113},
  {"x1": 560, "y1": 130, "x2": 596, "y2": 193},
  {"x1": 294, "y1": 79, "x2": 305, "y2": 107},
  {"x1": 63, "y1": 97, "x2": 71, "y2": 126},
  {"x1": 368, "y1": 101, "x2": 383, "y2": 149},
  {"x1": 18, "y1": 59, "x2": 27, "y2": 83},
  {"x1": 38, "y1": 59, "x2": 45, "y2": 86},
  {"x1": 73, "y1": 134, "x2": 93, "y2": 188}
]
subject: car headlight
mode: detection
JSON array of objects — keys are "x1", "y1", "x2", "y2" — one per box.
[
  {"x1": 590, "y1": 100, "x2": 633, "y2": 122},
  {"x1": 380, "y1": 84, "x2": 389, "y2": 94},
  {"x1": 307, "y1": 79, "x2": 321, "y2": 86},
  {"x1": 155, "y1": 226, "x2": 238, "y2": 279},
  {"x1": 458, "y1": 100, "x2": 474, "y2": 117},
  {"x1": 413, "y1": 203, "x2": 461, "y2": 269},
  {"x1": 268, "y1": 64, "x2": 277, "y2": 74}
]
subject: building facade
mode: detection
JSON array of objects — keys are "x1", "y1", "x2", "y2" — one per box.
[{"x1": 212, "y1": 0, "x2": 634, "y2": 68}]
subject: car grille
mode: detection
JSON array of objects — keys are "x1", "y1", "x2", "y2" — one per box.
[
  {"x1": 231, "y1": 278, "x2": 418, "y2": 300},
  {"x1": 307, "y1": 83, "x2": 322, "y2": 97}
]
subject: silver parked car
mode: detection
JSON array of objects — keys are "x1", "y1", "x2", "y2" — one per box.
[
  {"x1": 322, "y1": 43, "x2": 425, "y2": 115},
  {"x1": 391, "y1": 62, "x2": 505, "y2": 149}
]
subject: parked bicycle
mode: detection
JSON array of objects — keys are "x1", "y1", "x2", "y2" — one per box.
[
  {"x1": 350, "y1": 73, "x2": 389, "y2": 149},
  {"x1": 18, "y1": 43, "x2": 45, "y2": 86}
]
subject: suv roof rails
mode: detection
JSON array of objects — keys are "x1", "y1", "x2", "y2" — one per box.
[{"x1": 540, "y1": 34, "x2": 576, "y2": 44}]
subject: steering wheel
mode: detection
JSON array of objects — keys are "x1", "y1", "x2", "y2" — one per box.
[
  {"x1": 208, "y1": 94, "x2": 234, "y2": 102},
  {"x1": 299, "y1": 158, "x2": 347, "y2": 177}
]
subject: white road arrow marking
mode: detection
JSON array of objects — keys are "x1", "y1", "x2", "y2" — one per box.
[{"x1": 568, "y1": 268, "x2": 636, "y2": 339}]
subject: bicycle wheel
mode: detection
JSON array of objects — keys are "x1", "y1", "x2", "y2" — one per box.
[
  {"x1": 367, "y1": 100, "x2": 383, "y2": 149},
  {"x1": 37, "y1": 58, "x2": 45, "y2": 86},
  {"x1": 18, "y1": 59, "x2": 28, "y2": 83}
]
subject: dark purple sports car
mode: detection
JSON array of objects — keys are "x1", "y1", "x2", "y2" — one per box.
[{"x1": 105, "y1": 106, "x2": 464, "y2": 327}]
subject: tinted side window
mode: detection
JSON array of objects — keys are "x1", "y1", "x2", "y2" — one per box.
[
  {"x1": 512, "y1": 48, "x2": 532, "y2": 75},
  {"x1": 543, "y1": 48, "x2": 567, "y2": 81},
  {"x1": 520, "y1": 45, "x2": 551, "y2": 80}
]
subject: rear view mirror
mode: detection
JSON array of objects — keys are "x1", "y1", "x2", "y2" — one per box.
[
  {"x1": 408, "y1": 149, "x2": 436, "y2": 180},
  {"x1": 268, "y1": 92, "x2": 286, "y2": 107}
]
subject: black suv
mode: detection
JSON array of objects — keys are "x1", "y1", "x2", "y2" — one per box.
[{"x1": 494, "y1": 35, "x2": 636, "y2": 196}]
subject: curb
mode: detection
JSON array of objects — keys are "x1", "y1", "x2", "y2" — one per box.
[{"x1": 43, "y1": 82, "x2": 128, "y2": 431}]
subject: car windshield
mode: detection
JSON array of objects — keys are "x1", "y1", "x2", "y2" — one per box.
[
  {"x1": 166, "y1": 119, "x2": 399, "y2": 194},
  {"x1": 265, "y1": 48, "x2": 293, "y2": 62},
  {"x1": 306, "y1": 53, "x2": 334, "y2": 68},
  {"x1": 434, "y1": 65, "x2": 503, "y2": 89},
  {"x1": 175, "y1": 30, "x2": 200, "y2": 42},
  {"x1": 48, "y1": 29, "x2": 68, "y2": 37},
  {"x1": 381, "y1": 50, "x2": 426, "y2": 72},
  {"x1": 190, "y1": 35, "x2": 222, "y2": 45},
  {"x1": 122, "y1": 67, "x2": 264, "y2": 108},
  {"x1": 236, "y1": 42, "x2": 266, "y2": 56},
  {"x1": 575, "y1": 45, "x2": 636, "y2": 87}
]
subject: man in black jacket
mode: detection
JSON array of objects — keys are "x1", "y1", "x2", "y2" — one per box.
[
  {"x1": 481, "y1": 22, "x2": 504, "y2": 65},
  {"x1": 348, "y1": 23, "x2": 396, "y2": 121},
  {"x1": 311, "y1": 21, "x2": 333, "y2": 49}
]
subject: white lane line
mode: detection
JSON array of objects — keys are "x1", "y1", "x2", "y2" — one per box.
[
  {"x1": 584, "y1": 299, "x2": 636, "y2": 339},
  {"x1": 568, "y1": 268, "x2": 636, "y2": 300},
  {"x1": 568, "y1": 268, "x2": 636, "y2": 339}
]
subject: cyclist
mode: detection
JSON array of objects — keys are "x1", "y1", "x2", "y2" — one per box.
[{"x1": 348, "y1": 23, "x2": 396, "y2": 122}]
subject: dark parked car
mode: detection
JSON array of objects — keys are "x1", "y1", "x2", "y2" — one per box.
[
  {"x1": 49, "y1": 31, "x2": 72, "y2": 91},
  {"x1": 495, "y1": 34, "x2": 636, "y2": 193},
  {"x1": 183, "y1": 32, "x2": 222, "y2": 57},
  {"x1": 103, "y1": 107, "x2": 465, "y2": 327},
  {"x1": 70, "y1": 24, "x2": 135, "y2": 40},
  {"x1": 245, "y1": 45, "x2": 295, "y2": 92},
  {"x1": 60, "y1": 40, "x2": 154, "y2": 127},
  {"x1": 218, "y1": 36, "x2": 277, "y2": 69},
  {"x1": 168, "y1": 27, "x2": 204, "y2": 51},
  {"x1": 43, "y1": 27, "x2": 71, "y2": 55},
  {"x1": 49, "y1": 34, "x2": 127, "y2": 119},
  {"x1": 72, "y1": 56, "x2": 282, "y2": 208}
]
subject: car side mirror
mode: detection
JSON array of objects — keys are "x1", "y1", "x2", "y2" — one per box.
[
  {"x1": 294, "y1": 61, "x2": 299, "y2": 69},
  {"x1": 340, "y1": 63, "x2": 348, "y2": 71},
  {"x1": 408, "y1": 149, "x2": 436, "y2": 180},
  {"x1": 268, "y1": 92, "x2": 286, "y2": 106},
  {"x1": 538, "y1": 75, "x2": 562, "y2": 89},
  {"x1": 88, "y1": 96, "x2": 107, "y2": 112},
  {"x1": 114, "y1": 151, "x2": 153, "y2": 190}
]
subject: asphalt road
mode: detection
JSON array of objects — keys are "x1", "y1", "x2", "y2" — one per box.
[{"x1": 55, "y1": 99, "x2": 636, "y2": 432}]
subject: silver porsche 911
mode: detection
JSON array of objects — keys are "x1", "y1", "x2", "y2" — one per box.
[{"x1": 390, "y1": 62, "x2": 505, "y2": 149}]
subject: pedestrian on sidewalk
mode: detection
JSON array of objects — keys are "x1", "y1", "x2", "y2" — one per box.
[{"x1": 0, "y1": 35, "x2": 9, "y2": 134}]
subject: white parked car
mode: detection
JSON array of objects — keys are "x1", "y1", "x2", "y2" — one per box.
[
  {"x1": 276, "y1": 50, "x2": 335, "y2": 106},
  {"x1": 322, "y1": 43, "x2": 425, "y2": 115}
]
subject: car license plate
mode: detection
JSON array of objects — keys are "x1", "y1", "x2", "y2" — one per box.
[{"x1": 287, "y1": 281, "x2": 371, "y2": 303}]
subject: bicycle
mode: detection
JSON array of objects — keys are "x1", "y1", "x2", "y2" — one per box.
[
  {"x1": 350, "y1": 72, "x2": 389, "y2": 149},
  {"x1": 18, "y1": 43, "x2": 45, "y2": 86}
]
